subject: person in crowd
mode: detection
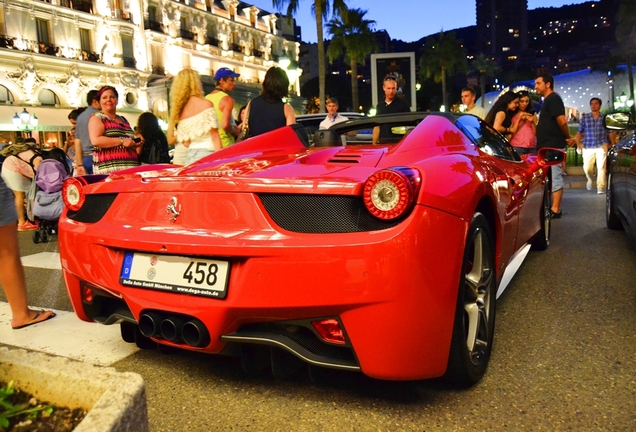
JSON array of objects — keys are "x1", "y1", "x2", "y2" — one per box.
[
  {"x1": 166, "y1": 122, "x2": 186, "y2": 165},
  {"x1": 372, "y1": 75, "x2": 411, "y2": 144},
  {"x1": 236, "y1": 105, "x2": 247, "y2": 131},
  {"x1": 207, "y1": 67, "x2": 240, "y2": 148},
  {"x1": 0, "y1": 138, "x2": 42, "y2": 231},
  {"x1": 535, "y1": 73, "x2": 575, "y2": 218},
  {"x1": 170, "y1": 69, "x2": 222, "y2": 165},
  {"x1": 0, "y1": 177, "x2": 56, "y2": 329},
  {"x1": 242, "y1": 66, "x2": 296, "y2": 138},
  {"x1": 74, "y1": 90, "x2": 101, "y2": 175},
  {"x1": 88, "y1": 85, "x2": 141, "y2": 174},
  {"x1": 137, "y1": 112, "x2": 171, "y2": 164},
  {"x1": 509, "y1": 90, "x2": 537, "y2": 155},
  {"x1": 485, "y1": 91, "x2": 520, "y2": 140},
  {"x1": 63, "y1": 108, "x2": 84, "y2": 175},
  {"x1": 320, "y1": 97, "x2": 349, "y2": 129},
  {"x1": 461, "y1": 87, "x2": 486, "y2": 120},
  {"x1": 576, "y1": 97, "x2": 611, "y2": 194}
]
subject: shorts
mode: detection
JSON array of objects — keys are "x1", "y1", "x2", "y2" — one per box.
[
  {"x1": 1, "y1": 168, "x2": 32, "y2": 192},
  {"x1": 184, "y1": 148, "x2": 214, "y2": 165},
  {"x1": 550, "y1": 163, "x2": 564, "y2": 192},
  {"x1": 0, "y1": 177, "x2": 17, "y2": 226}
]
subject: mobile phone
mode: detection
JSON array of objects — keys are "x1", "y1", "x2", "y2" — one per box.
[{"x1": 133, "y1": 137, "x2": 142, "y2": 143}]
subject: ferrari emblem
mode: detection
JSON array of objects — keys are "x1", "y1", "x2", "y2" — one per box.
[{"x1": 166, "y1": 196, "x2": 181, "y2": 223}]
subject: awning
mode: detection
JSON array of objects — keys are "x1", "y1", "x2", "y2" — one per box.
[
  {"x1": 0, "y1": 106, "x2": 74, "y2": 132},
  {"x1": 0, "y1": 106, "x2": 145, "y2": 132}
]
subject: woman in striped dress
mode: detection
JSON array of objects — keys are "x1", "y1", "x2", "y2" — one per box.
[{"x1": 88, "y1": 85, "x2": 141, "y2": 174}]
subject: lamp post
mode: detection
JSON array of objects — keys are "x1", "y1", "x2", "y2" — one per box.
[
  {"x1": 12, "y1": 108, "x2": 38, "y2": 136},
  {"x1": 613, "y1": 92, "x2": 634, "y2": 112},
  {"x1": 278, "y1": 53, "x2": 301, "y2": 97}
]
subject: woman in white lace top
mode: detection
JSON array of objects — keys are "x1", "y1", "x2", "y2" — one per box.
[{"x1": 169, "y1": 69, "x2": 222, "y2": 165}]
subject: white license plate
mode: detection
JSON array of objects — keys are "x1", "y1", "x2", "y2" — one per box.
[{"x1": 119, "y1": 252, "x2": 229, "y2": 298}]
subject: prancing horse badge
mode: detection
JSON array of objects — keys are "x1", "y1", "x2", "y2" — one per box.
[{"x1": 166, "y1": 196, "x2": 181, "y2": 223}]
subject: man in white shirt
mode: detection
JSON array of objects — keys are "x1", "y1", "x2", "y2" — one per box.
[
  {"x1": 319, "y1": 98, "x2": 349, "y2": 129},
  {"x1": 461, "y1": 87, "x2": 486, "y2": 120}
]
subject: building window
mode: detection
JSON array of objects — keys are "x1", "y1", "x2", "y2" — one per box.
[
  {"x1": 79, "y1": 29, "x2": 91, "y2": 53},
  {"x1": 121, "y1": 34, "x2": 135, "y2": 68},
  {"x1": 38, "y1": 89, "x2": 59, "y2": 106},
  {"x1": 36, "y1": 19, "x2": 51, "y2": 45},
  {"x1": 0, "y1": 85, "x2": 14, "y2": 104}
]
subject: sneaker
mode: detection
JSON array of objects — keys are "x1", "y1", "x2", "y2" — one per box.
[
  {"x1": 17, "y1": 221, "x2": 38, "y2": 231},
  {"x1": 550, "y1": 210, "x2": 562, "y2": 219},
  {"x1": 597, "y1": 190, "x2": 605, "y2": 194},
  {"x1": 586, "y1": 180, "x2": 592, "y2": 191}
]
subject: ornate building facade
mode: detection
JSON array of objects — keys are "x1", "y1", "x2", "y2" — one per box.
[{"x1": 0, "y1": 0, "x2": 302, "y2": 146}]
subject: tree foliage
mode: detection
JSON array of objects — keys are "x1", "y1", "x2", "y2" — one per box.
[
  {"x1": 419, "y1": 31, "x2": 467, "y2": 109},
  {"x1": 326, "y1": 7, "x2": 378, "y2": 112},
  {"x1": 273, "y1": 0, "x2": 347, "y2": 113}
]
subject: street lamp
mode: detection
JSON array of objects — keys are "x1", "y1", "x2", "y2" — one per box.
[{"x1": 12, "y1": 108, "x2": 38, "y2": 132}]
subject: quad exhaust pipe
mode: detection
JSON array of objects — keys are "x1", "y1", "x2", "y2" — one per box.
[{"x1": 138, "y1": 311, "x2": 210, "y2": 348}]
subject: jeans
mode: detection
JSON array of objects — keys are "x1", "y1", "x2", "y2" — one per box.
[{"x1": 82, "y1": 155, "x2": 94, "y2": 174}]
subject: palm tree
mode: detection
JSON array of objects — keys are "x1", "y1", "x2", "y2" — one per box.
[
  {"x1": 273, "y1": 0, "x2": 347, "y2": 113},
  {"x1": 471, "y1": 53, "x2": 499, "y2": 108},
  {"x1": 615, "y1": 0, "x2": 636, "y2": 114},
  {"x1": 419, "y1": 31, "x2": 467, "y2": 110},
  {"x1": 326, "y1": 7, "x2": 378, "y2": 112}
]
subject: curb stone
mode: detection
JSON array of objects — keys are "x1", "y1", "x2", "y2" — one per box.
[{"x1": 0, "y1": 346, "x2": 148, "y2": 432}]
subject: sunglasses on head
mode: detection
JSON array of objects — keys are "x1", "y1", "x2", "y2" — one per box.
[{"x1": 384, "y1": 76, "x2": 397, "y2": 82}]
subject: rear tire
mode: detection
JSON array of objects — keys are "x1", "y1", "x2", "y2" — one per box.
[
  {"x1": 444, "y1": 213, "x2": 496, "y2": 387},
  {"x1": 32, "y1": 231, "x2": 41, "y2": 244},
  {"x1": 531, "y1": 182, "x2": 551, "y2": 251},
  {"x1": 606, "y1": 174, "x2": 622, "y2": 230}
]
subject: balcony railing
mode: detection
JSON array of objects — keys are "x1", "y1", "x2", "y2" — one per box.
[
  {"x1": 40, "y1": 0, "x2": 93, "y2": 14},
  {"x1": 151, "y1": 65, "x2": 166, "y2": 76},
  {"x1": 145, "y1": 20, "x2": 163, "y2": 32},
  {"x1": 123, "y1": 56, "x2": 136, "y2": 68},
  {"x1": 0, "y1": 35, "x2": 102, "y2": 63},
  {"x1": 180, "y1": 29, "x2": 193, "y2": 40},
  {"x1": 205, "y1": 37, "x2": 219, "y2": 47}
]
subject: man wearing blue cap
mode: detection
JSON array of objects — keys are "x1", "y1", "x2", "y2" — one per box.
[{"x1": 206, "y1": 67, "x2": 240, "y2": 148}]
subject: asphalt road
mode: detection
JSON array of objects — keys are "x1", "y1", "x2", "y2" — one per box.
[{"x1": 4, "y1": 188, "x2": 636, "y2": 431}]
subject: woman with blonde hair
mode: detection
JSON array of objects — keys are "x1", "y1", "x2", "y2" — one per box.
[{"x1": 169, "y1": 69, "x2": 221, "y2": 165}]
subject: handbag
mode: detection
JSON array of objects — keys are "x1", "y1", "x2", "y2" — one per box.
[{"x1": 236, "y1": 101, "x2": 251, "y2": 143}]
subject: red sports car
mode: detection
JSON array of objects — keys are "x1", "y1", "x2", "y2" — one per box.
[{"x1": 58, "y1": 113, "x2": 563, "y2": 386}]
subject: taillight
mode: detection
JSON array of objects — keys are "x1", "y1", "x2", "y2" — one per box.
[
  {"x1": 311, "y1": 318, "x2": 346, "y2": 344},
  {"x1": 363, "y1": 167, "x2": 421, "y2": 220},
  {"x1": 62, "y1": 177, "x2": 86, "y2": 212}
]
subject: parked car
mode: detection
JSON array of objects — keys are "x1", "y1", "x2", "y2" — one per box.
[
  {"x1": 604, "y1": 112, "x2": 636, "y2": 248},
  {"x1": 58, "y1": 112, "x2": 564, "y2": 386}
]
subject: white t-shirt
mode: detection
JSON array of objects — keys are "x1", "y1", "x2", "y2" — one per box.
[
  {"x1": 319, "y1": 113, "x2": 349, "y2": 129},
  {"x1": 466, "y1": 105, "x2": 486, "y2": 120}
]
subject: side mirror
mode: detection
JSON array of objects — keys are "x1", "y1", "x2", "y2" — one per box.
[
  {"x1": 604, "y1": 112, "x2": 633, "y2": 130},
  {"x1": 526, "y1": 147, "x2": 565, "y2": 172}
]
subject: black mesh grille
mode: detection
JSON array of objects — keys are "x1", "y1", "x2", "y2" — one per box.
[
  {"x1": 258, "y1": 194, "x2": 399, "y2": 233},
  {"x1": 66, "y1": 194, "x2": 118, "y2": 223}
]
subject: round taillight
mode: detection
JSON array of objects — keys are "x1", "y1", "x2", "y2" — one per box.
[
  {"x1": 363, "y1": 169, "x2": 418, "y2": 220},
  {"x1": 62, "y1": 178, "x2": 86, "y2": 212}
]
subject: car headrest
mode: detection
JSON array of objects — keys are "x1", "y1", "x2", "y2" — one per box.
[{"x1": 313, "y1": 129, "x2": 342, "y2": 147}]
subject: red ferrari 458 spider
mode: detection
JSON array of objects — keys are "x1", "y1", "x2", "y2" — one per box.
[{"x1": 58, "y1": 112, "x2": 564, "y2": 386}]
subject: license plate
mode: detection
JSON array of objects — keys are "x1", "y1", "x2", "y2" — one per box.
[{"x1": 120, "y1": 252, "x2": 229, "y2": 298}]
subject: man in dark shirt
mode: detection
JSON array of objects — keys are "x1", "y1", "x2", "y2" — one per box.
[
  {"x1": 535, "y1": 73, "x2": 575, "y2": 218},
  {"x1": 372, "y1": 75, "x2": 411, "y2": 144}
]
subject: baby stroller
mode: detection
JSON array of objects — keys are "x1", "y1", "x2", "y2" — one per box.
[{"x1": 29, "y1": 149, "x2": 70, "y2": 243}]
